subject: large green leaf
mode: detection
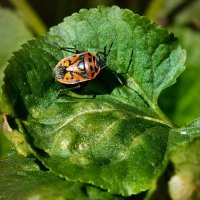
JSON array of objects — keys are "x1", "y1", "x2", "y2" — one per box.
[
  {"x1": 2, "y1": 6, "x2": 186, "y2": 196},
  {"x1": 145, "y1": 118, "x2": 200, "y2": 200},
  {"x1": 0, "y1": 152, "x2": 124, "y2": 200}
]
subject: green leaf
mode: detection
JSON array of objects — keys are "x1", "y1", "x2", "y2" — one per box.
[
  {"x1": 145, "y1": 119, "x2": 200, "y2": 200},
  {"x1": 167, "y1": 118, "x2": 200, "y2": 150},
  {"x1": 0, "y1": 7, "x2": 33, "y2": 114},
  {"x1": 160, "y1": 27, "x2": 200, "y2": 126},
  {"x1": 173, "y1": 28, "x2": 200, "y2": 124},
  {"x1": 0, "y1": 131, "x2": 11, "y2": 159},
  {"x1": 0, "y1": 8, "x2": 33, "y2": 157},
  {"x1": 2, "y1": 6, "x2": 186, "y2": 196},
  {"x1": 0, "y1": 152, "x2": 124, "y2": 200},
  {"x1": 1, "y1": 113, "x2": 33, "y2": 157}
]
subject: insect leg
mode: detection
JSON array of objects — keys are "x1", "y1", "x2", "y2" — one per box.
[
  {"x1": 57, "y1": 86, "x2": 95, "y2": 99},
  {"x1": 57, "y1": 84, "x2": 82, "y2": 98},
  {"x1": 53, "y1": 42, "x2": 81, "y2": 53}
]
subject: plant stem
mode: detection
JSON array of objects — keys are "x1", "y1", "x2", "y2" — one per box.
[
  {"x1": 145, "y1": 0, "x2": 164, "y2": 21},
  {"x1": 9, "y1": 0, "x2": 47, "y2": 35},
  {"x1": 154, "y1": 103, "x2": 174, "y2": 128}
]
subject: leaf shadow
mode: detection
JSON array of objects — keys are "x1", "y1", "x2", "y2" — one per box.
[{"x1": 63, "y1": 68, "x2": 125, "y2": 97}]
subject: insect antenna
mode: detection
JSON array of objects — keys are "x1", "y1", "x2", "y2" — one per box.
[
  {"x1": 97, "y1": 39, "x2": 114, "y2": 61},
  {"x1": 59, "y1": 46, "x2": 81, "y2": 54},
  {"x1": 53, "y1": 42, "x2": 81, "y2": 54},
  {"x1": 97, "y1": 40, "x2": 123, "y2": 84}
]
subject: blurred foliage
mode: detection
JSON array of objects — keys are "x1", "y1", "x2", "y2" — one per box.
[
  {"x1": 0, "y1": 0, "x2": 200, "y2": 199},
  {"x1": 0, "y1": 7, "x2": 33, "y2": 158},
  {"x1": 9, "y1": 0, "x2": 47, "y2": 35},
  {"x1": 146, "y1": 125, "x2": 200, "y2": 200},
  {"x1": 1, "y1": 0, "x2": 150, "y2": 29},
  {"x1": 157, "y1": 0, "x2": 200, "y2": 126}
]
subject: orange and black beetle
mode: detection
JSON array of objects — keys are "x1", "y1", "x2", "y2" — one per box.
[{"x1": 54, "y1": 43, "x2": 122, "y2": 88}]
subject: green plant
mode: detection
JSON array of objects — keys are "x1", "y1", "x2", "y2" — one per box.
[{"x1": 1, "y1": 6, "x2": 200, "y2": 200}]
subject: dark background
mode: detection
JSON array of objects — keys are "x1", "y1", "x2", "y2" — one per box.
[{"x1": 0, "y1": 0, "x2": 150, "y2": 28}]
